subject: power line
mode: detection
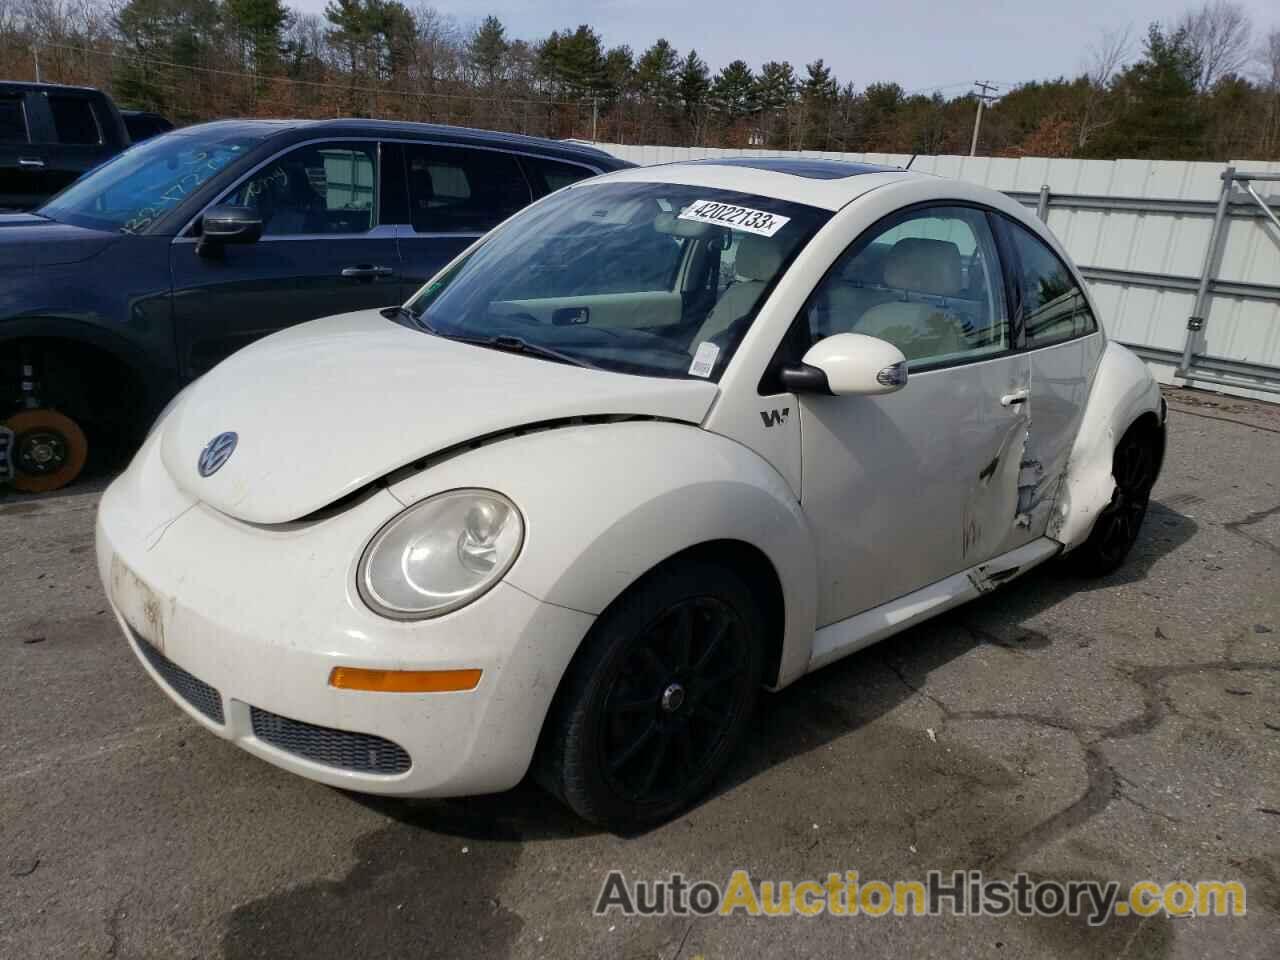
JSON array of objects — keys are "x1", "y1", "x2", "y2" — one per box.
[{"x1": 35, "y1": 41, "x2": 590, "y2": 109}]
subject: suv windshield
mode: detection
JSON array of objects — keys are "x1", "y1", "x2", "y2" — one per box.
[
  {"x1": 403, "y1": 181, "x2": 830, "y2": 381},
  {"x1": 38, "y1": 130, "x2": 264, "y2": 234}
]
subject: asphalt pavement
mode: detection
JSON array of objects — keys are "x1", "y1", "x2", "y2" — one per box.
[{"x1": 1, "y1": 387, "x2": 1277, "y2": 959}]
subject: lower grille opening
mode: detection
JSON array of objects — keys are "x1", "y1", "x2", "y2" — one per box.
[
  {"x1": 250, "y1": 707, "x2": 411, "y2": 775},
  {"x1": 134, "y1": 635, "x2": 225, "y2": 725}
]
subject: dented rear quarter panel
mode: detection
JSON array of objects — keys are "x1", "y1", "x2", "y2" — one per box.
[{"x1": 1048, "y1": 341, "x2": 1164, "y2": 550}]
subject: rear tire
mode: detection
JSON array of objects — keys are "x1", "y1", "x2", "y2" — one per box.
[
  {"x1": 4, "y1": 409, "x2": 89, "y2": 492},
  {"x1": 1071, "y1": 421, "x2": 1159, "y2": 577},
  {"x1": 538, "y1": 560, "x2": 766, "y2": 830}
]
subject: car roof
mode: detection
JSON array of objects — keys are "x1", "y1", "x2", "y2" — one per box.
[
  {"x1": 586, "y1": 159, "x2": 923, "y2": 211},
  {"x1": 170, "y1": 118, "x2": 628, "y2": 168},
  {"x1": 0, "y1": 80, "x2": 104, "y2": 95}
]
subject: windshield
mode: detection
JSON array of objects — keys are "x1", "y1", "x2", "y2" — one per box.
[
  {"x1": 38, "y1": 130, "x2": 265, "y2": 234},
  {"x1": 403, "y1": 182, "x2": 830, "y2": 381}
]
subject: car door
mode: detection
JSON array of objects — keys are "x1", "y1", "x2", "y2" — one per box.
[
  {"x1": 170, "y1": 139, "x2": 401, "y2": 378},
  {"x1": 995, "y1": 215, "x2": 1106, "y2": 537},
  {"x1": 0, "y1": 89, "x2": 42, "y2": 210},
  {"x1": 794, "y1": 204, "x2": 1032, "y2": 624}
]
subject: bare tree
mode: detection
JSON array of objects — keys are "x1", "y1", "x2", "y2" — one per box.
[
  {"x1": 1257, "y1": 27, "x2": 1280, "y2": 155},
  {"x1": 1085, "y1": 24, "x2": 1133, "y2": 88},
  {"x1": 1078, "y1": 24, "x2": 1132, "y2": 150},
  {"x1": 1258, "y1": 27, "x2": 1280, "y2": 89},
  {"x1": 1176, "y1": 0, "x2": 1253, "y2": 93}
]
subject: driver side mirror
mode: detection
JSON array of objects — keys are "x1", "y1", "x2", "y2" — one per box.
[
  {"x1": 197, "y1": 205, "x2": 262, "y2": 256},
  {"x1": 779, "y1": 333, "x2": 908, "y2": 396}
]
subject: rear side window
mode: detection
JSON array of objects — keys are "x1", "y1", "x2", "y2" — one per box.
[
  {"x1": 1001, "y1": 218, "x2": 1097, "y2": 347},
  {"x1": 403, "y1": 143, "x2": 531, "y2": 234},
  {"x1": 521, "y1": 155, "x2": 595, "y2": 198},
  {"x1": 0, "y1": 95, "x2": 28, "y2": 143},
  {"x1": 48, "y1": 95, "x2": 101, "y2": 145}
]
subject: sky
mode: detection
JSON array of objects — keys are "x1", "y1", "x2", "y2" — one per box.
[{"x1": 292, "y1": 0, "x2": 1278, "y2": 94}]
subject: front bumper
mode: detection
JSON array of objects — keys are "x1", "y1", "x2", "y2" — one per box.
[{"x1": 96, "y1": 436, "x2": 594, "y2": 797}]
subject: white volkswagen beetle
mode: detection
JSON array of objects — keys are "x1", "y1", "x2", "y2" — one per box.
[{"x1": 97, "y1": 158, "x2": 1165, "y2": 828}]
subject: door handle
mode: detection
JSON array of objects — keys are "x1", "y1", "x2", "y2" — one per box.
[
  {"x1": 1001, "y1": 389, "x2": 1030, "y2": 407},
  {"x1": 340, "y1": 265, "x2": 394, "y2": 279},
  {"x1": 18, "y1": 158, "x2": 46, "y2": 169}
]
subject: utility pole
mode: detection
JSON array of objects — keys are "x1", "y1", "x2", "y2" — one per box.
[
  {"x1": 32, "y1": 45, "x2": 41, "y2": 83},
  {"x1": 591, "y1": 97, "x2": 598, "y2": 142},
  {"x1": 969, "y1": 80, "x2": 998, "y2": 156}
]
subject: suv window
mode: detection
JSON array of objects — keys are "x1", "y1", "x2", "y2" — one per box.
[
  {"x1": 0, "y1": 95, "x2": 28, "y2": 143},
  {"x1": 804, "y1": 205, "x2": 1008, "y2": 367},
  {"x1": 227, "y1": 142, "x2": 377, "y2": 236},
  {"x1": 1001, "y1": 218, "x2": 1097, "y2": 347},
  {"x1": 521, "y1": 155, "x2": 595, "y2": 198},
  {"x1": 47, "y1": 95, "x2": 101, "y2": 145},
  {"x1": 404, "y1": 143, "x2": 531, "y2": 234}
]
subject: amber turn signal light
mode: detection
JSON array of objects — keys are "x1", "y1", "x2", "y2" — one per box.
[{"x1": 328, "y1": 666, "x2": 482, "y2": 693}]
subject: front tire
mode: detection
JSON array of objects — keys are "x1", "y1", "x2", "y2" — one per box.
[
  {"x1": 539, "y1": 560, "x2": 766, "y2": 830},
  {"x1": 1071, "y1": 421, "x2": 1159, "y2": 577}
]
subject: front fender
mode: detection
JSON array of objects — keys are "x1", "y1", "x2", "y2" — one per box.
[
  {"x1": 387, "y1": 420, "x2": 820, "y2": 688},
  {"x1": 1048, "y1": 342, "x2": 1165, "y2": 550}
]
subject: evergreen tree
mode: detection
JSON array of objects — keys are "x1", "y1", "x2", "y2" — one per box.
[
  {"x1": 711, "y1": 60, "x2": 755, "y2": 123},
  {"x1": 1089, "y1": 23, "x2": 1206, "y2": 159},
  {"x1": 469, "y1": 14, "x2": 507, "y2": 87},
  {"x1": 636, "y1": 39, "x2": 680, "y2": 109},
  {"x1": 800, "y1": 58, "x2": 838, "y2": 148},
  {"x1": 226, "y1": 0, "x2": 288, "y2": 75}
]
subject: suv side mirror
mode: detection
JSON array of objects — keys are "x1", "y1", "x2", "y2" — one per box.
[
  {"x1": 197, "y1": 205, "x2": 262, "y2": 256},
  {"x1": 779, "y1": 333, "x2": 908, "y2": 396}
]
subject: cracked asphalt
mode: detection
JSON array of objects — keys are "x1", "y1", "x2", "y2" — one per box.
[{"x1": 2, "y1": 387, "x2": 1278, "y2": 959}]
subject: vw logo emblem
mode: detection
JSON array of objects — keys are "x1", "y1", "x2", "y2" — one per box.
[{"x1": 197, "y1": 432, "x2": 238, "y2": 477}]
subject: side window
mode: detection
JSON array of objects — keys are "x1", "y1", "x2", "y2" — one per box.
[
  {"x1": 226, "y1": 142, "x2": 377, "y2": 236},
  {"x1": 0, "y1": 95, "x2": 28, "y2": 143},
  {"x1": 521, "y1": 156, "x2": 595, "y2": 198},
  {"x1": 404, "y1": 144, "x2": 531, "y2": 234},
  {"x1": 1002, "y1": 219, "x2": 1097, "y2": 347},
  {"x1": 47, "y1": 95, "x2": 101, "y2": 145},
  {"x1": 805, "y1": 206, "x2": 1008, "y2": 367}
]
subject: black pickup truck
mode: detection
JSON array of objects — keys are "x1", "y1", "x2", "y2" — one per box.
[{"x1": 0, "y1": 81, "x2": 131, "y2": 212}]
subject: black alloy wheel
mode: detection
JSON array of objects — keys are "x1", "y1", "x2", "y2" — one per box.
[
  {"x1": 1073, "y1": 423, "x2": 1159, "y2": 576},
  {"x1": 539, "y1": 561, "x2": 766, "y2": 829}
]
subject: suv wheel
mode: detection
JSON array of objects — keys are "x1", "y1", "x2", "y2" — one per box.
[{"x1": 4, "y1": 409, "x2": 89, "y2": 492}]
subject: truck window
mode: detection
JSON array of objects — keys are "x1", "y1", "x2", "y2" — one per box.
[
  {"x1": 0, "y1": 94, "x2": 27, "y2": 143},
  {"x1": 48, "y1": 95, "x2": 102, "y2": 145}
]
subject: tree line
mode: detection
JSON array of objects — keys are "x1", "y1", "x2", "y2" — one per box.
[{"x1": 2, "y1": 0, "x2": 1278, "y2": 159}]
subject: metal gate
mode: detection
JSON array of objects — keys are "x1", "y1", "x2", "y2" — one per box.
[{"x1": 1012, "y1": 169, "x2": 1280, "y2": 399}]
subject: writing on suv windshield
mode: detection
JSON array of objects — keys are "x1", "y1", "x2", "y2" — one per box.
[
  {"x1": 404, "y1": 182, "x2": 830, "y2": 381},
  {"x1": 39, "y1": 132, "x2": 262, "y2": 234}
]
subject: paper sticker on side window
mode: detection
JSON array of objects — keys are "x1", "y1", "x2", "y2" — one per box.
[{"x1": 677, "y1": 199, "x2": 791, "y2": 237}]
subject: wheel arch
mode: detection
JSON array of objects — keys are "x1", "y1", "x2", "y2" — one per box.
[
  {"x1": 2, "y1": 318, "x2": 171, "y2": 419},
  {"x1": 1049, "y1": 342, "x2": 1166, "y2": 551},
  {"x1": 385, "y1": 420, "x2": 822, "y2": 689}
]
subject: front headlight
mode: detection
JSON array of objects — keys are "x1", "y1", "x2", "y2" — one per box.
[{"x1": 358, "y1": 489, "x2": 524, "y2": 620}]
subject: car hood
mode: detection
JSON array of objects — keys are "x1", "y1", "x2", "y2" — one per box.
[
  {"x1": 160, "y1": 309, "x2": 719, "y2": 524},
  {"x1": 0, "y1": 214, "x2": 121, "y2": 267}
]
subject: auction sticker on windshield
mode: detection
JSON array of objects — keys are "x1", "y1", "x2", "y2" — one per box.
[{"x1": 678, "y1": 200, "x2": 791, "y2": 237}]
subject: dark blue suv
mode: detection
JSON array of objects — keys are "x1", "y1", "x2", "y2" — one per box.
[{"x1": 0, "y1": 119, "x2": 628, "y2": 490}]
